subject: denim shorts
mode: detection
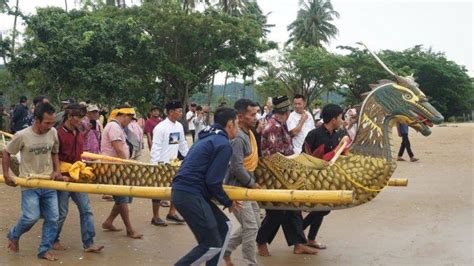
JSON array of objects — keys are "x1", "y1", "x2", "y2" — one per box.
[{"x1": 113, "y1": 196, "x2": 133, "y2": 204}]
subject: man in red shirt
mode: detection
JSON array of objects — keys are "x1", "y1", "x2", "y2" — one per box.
[
  {"x1": 144, "y1": 106, "x2": 171, "y2": 224},
  {"x1": 54, "y1": 104, "x2": 104, "y2": 253},
  {"x1": 144, "y1": 106, "x2": 162, "y2": 151}
]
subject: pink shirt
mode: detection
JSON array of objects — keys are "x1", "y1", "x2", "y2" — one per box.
[
  {"x1": 101, "y1": 120, "x2": 129, "y2": 159},
  {"x1": 128, "y1": 120, "x2": 144, "y2": 142},
  {"x1": 81, "y1": 116, "x2": 101, "y2": 154}
]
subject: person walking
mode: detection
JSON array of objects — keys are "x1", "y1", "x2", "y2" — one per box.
[
  {"x1": 397, "y1": 123, "x2": 419, "y2": 162},
  {"x1": 172, "y1": 107, "x2": 242, "y2": 266}
]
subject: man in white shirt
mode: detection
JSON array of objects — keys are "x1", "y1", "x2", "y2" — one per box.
[
  {"x1": 287, "y1": 94, "x2": 315, "y2": 154},
  {"x1": 150, "y1": 100, "x2": 189, "y2": 226},
  {"x1": 186, "y1": 103, "x2": 197, "y2": 143}
]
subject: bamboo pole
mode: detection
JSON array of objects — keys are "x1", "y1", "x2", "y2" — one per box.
[
  {"x1": 388, "y1": 178, "x2": 408, "y2": 186},
  {"x1": 329, "y1": 136, "x2": 350, "y2": 166},
  {"x1": 81, "y1": 152, "x2": 148, "y2": 165},
  {"x1": 0, "y1": 176, "x2": 353, "y2": 204}
]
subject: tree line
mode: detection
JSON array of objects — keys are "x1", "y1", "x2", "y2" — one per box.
[{"x1": 0, "y1": 0, "x2": 472, "y2": 119}]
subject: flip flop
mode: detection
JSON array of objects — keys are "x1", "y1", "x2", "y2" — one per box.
[
  {"x1": 160, "y1": 201, "x2": 170, "y2": 207},
  {"x1": 166, "y1": 214, "x2": 185, "y2": 224}
]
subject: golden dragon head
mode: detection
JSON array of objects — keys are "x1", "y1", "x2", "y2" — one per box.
[{"x1": 358, "y1": 42, "x2": 444, "y2": 136}]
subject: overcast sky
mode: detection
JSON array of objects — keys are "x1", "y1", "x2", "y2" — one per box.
[{"x1": 1, "y1": 0, "x2": 472, "y2": 84}]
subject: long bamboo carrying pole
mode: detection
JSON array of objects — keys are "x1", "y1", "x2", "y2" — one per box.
[{"x1": 0, "y1": 175, "x2": 354, "y2": 204}]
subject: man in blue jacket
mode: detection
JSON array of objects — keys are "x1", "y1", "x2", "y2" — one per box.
[{"x1": 172, "y1": 107, "x2": 243, "y2": 266}]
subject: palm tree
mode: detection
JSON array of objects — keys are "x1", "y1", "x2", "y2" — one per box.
[{"x1": 287, "y1": 0, "x2": 340, "y2": 48}]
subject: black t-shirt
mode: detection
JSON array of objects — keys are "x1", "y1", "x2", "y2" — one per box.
[{"x1": 303, "y1": 125, "x2": 347, "y2": 159}]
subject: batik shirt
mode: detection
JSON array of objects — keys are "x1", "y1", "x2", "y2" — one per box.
[{"x1": 261, "y1": 116, "x2": 294, "y2": 157}]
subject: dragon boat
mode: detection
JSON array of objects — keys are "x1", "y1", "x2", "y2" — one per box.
[{"x1": 0, "y1": 44, "x2": 444, "y2": 211}]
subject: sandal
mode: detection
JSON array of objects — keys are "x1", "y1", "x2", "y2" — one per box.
[
  {"x1": 160, "y1": 201, "x2": 171, "y2": 207},
  {"x1": 166, "y1": 214, "x2": 185, "y2": 224},
  {"x1": 151, "y1": 218, "x2": 168, "y2": 227}
]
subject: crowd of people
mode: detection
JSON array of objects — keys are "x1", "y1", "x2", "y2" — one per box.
[{"x1": 1, "y1": 93, "x2": 417, "y2": 265}]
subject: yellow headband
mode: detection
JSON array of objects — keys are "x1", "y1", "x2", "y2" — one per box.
[{"x1": 108, "y1": 108, "x2": 136, "y2": 122}]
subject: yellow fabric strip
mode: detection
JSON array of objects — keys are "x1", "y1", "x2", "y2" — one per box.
[
  {"x1": 59, "y1": 161, "x2": 95, "y2": 181},
  {"x1": 108, "y1": 108, "x2": 136, "y2": 122},
  {"x1": 243, "y1": 130, "x2": 258, "y2": 172}
]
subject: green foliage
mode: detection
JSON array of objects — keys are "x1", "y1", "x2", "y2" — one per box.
[
  {"x1": 138, "y1": 3, "x2": 270, "y2": 103},
  {"x1": 337, "y1": 45, "x2": 473, "y2": 117},
  {"x1": 254, "y1": 65, "x2": 287, "y2": 103},
  {"x1": 6, "y1": 2, "x2": 271, "y2": 114},
  {"x1": 336, "y1": 45, "x2": 392, "y2": 104},
  {"x1": 287, "y1": 0, "x2": 339, "y2": 48},
  {"x1": 280, "y1": 46, "x2": 342, "y2": 105}
]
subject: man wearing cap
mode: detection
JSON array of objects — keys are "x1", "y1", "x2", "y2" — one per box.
[
  {"x1": 101, "y1": 105, "x2": 143, "y2": 239},
  {"x1": 144, "y1": 106, "x2": 162, "y2": 151},
  {"x1": 82, "y1": 104, "x2": 102, "y2": 154},
  {"x1": 149, "y1": 100, "x2": 188, "y2": 226},
  {"x1": 256, "y1": 95, "x2": 318, "y2": 256}
]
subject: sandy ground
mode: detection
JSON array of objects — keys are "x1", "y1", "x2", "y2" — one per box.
[{"x1": 0, "y1": 123, "x2": 472, "y2": 266}]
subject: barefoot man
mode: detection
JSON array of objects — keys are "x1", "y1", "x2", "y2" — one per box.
[
  {"x1": 53, "y1": 104, "x2": 104, "y2": 253},
  {"x1": 256, "y1": 95, "x2": 318, "y2": 256},
  {"x1": 101, "y1": 105, "x2": 142, "y2": 239},
  {"x1": 3, "y1": 102, "x2": 65, "y2": 261}
]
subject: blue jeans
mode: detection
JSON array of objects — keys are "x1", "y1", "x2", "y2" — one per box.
[
  {"x1": 55, "y1": 191, "x2": 96, "y2": 249},
  {"x1": 8, "y1": 189, "x2": 59, "y2": 257}
]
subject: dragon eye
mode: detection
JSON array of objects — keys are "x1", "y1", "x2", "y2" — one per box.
[{"x1": 403, "y1": 93, "x2": 413, "y2": 100}]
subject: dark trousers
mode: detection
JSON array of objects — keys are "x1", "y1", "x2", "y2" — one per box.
[
  {"x1": 256, "y1": 210, "x2": 306, "y2": 247},
  {"x1": 190, "y1": 130, "x2": 196, "y2": 143},
  {"x1": 303, "y1": 211, "x2": 330, "y2": 241},
  {"x1": 172, "y1": 190, "x2": 231, "y2": 266},
  {"x1": 398, "y1": 134, "x2": 414, "y2": 158}
]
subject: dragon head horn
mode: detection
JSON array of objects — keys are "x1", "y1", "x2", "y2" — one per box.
[{"x1": 356, "y1": 42, "x2": 396, "y2": 77}]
